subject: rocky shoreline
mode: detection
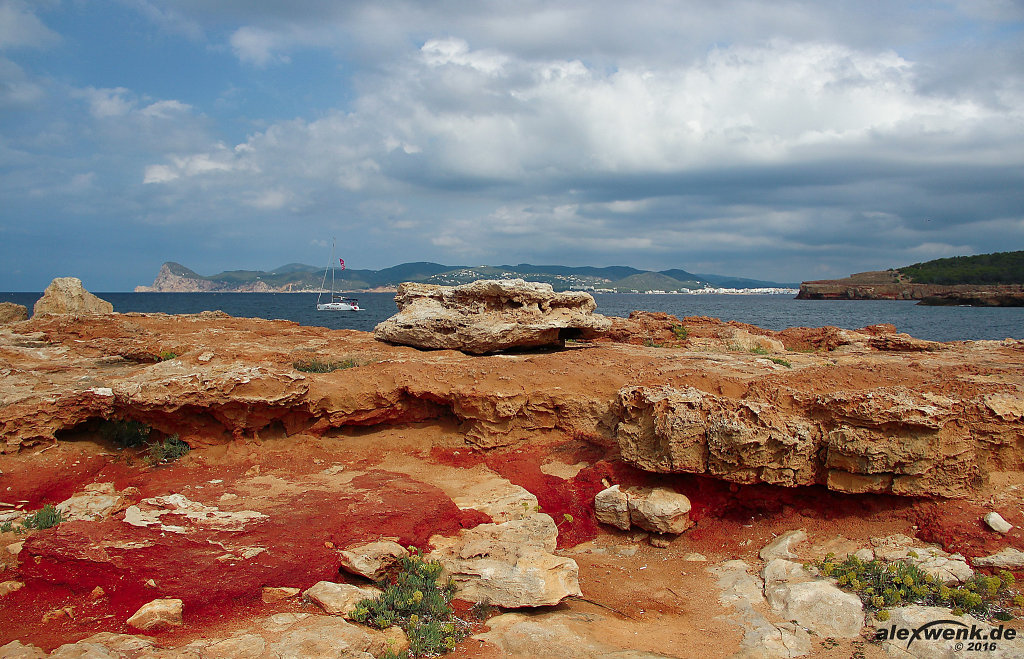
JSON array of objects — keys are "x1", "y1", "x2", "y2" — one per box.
[
  {"x1": 2, "y1": 279, "x2": 1023, "y2": 657},
  {"x1": 796, "y1": 270, "x2": 1024, "y2": 306}
]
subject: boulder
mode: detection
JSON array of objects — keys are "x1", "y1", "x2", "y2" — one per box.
[
  {"x1": 373, "y1": 279, "x2": 610, "y2": 354},
  {"x1": 427, "y1": 514, "x2": 582, "y2": 607},
  {"x1": 984, "y1": 511, "x2": 1013, "y2": 533},
  {"x1": 33, "y1": 277, "x2": 113, "y2": 315},
  {"x1": 762, "y1": 558, "x2": 864, "y2": 638},
  {"x1": 339, "y1": 540, "x2": 408, "y2": 580},
  {"x1": 593, "y1": 485, "x2": 692, "y2": 534},
  {"x1": 0, "y1": 302, "x2": 28, "y2": 324},
  {"x1": 126, "y1": 598, "x2": 183, "y2": 631},
  {"x1": 303, "y1": 581, "x2": 381, "y2": 617},
  {"x1": 593, "y1": 485, "x2": 631, "y2": 530}
]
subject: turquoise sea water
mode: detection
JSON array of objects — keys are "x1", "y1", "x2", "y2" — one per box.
[{"x1": 2, "y1": 291, "x2": 1021, "y2": 342}]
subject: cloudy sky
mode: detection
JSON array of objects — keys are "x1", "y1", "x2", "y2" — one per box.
[{"x1": 1, "y1": 1, "x2": 1022, "y2": 290}]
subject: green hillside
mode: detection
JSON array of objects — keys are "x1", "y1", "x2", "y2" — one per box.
[{"x1": 898, "y1": 251, "x2": 1024, "y2": 285}]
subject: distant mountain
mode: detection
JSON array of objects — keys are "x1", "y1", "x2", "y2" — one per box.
[{"x1": 137, "y1": 261, "x2": 796, "y2": 293}]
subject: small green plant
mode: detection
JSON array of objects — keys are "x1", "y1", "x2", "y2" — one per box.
[
  {"x1": 1, "y1": 521, "x2": 14, "y2": 533},
  {"x1": 670, "y1": 325, "x2": 690, "y2": 341},
  {"x1": 768, "y1": 357, "x2": 792, "y2": 368},
  {"x1": 749, "y1": 345, "x2": 770, "y2": 355},
  {"x1": 156, "y1": 350, "x2": 177, "y2": 361},
  {"x1": 23, "y1": 503, "x2": 64, "y2": 530},
  {"x1": 100, "y1": 419, "x2": 151, "y2": 448},
  {"x1": 350, "y1": 548, "x2": 469, "y2": 657},
  {"x1": 146, "y1": 435, "x2": 191, "y2": 465},
  {"x1": 292, "y1": 357, "x2": 359, "y2": 373},
  {"x1": 810, "y1": 554, "x2": 1020, "y2": 621}
]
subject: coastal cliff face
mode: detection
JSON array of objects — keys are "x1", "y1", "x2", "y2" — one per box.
[
  {"x1": 797, "y1": 270, "x2": 1024, "y2": 305},
  {"x1": 135, "y1": 263, "x2": 279, "y2": 293},
  {"x1": 2, "y1": 310, "x2": 1024, "y2": 656}
]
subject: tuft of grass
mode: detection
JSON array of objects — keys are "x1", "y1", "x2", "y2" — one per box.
[
  {"x1": 100, "y1": 419, "x2": 151, "y2": 448},
  {"x1": 23, "y1": 503, "x2": 64, "y2": 530},
  {"x1": 768, "y1": 357, "x2": 792, "y2": 368},
  {"x1": 810, "y1": 554, "x2": 1020, "y2": 621},
  {"x1": 156, "y1": 350, "x2": 177, "y2": 361},
  {"x1": 146, "y1": 435, "x2": 191, "y2": 466},
  {"x1": 670, "y1": 325, "x2": 690, "y2": 341},
  {"x1": 749, "y1": 345, "x2": 770, "y2": 355},
  {"x1": 293, "y1": 357, "x2": 359, "y2": 373},
  {"x1": 350, "y1": 548, "x2": 469, "y2": 657}
]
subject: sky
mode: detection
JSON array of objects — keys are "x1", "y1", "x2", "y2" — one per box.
[{"x1": 1, "y1": 1, "x2": 1023, "y2": 291}]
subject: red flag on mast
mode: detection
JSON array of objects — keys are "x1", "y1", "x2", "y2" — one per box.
[{"x1": 339, "y1": 258, "x2": 345, "y2": 270}]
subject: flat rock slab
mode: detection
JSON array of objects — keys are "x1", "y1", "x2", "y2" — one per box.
[{"x1": 373, "y1": 279, "x2": 611, "y2": 354}]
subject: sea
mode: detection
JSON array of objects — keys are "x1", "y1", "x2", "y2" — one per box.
[{"x1": 1, "y1": 291, "x2": 1022, "y2": 342}]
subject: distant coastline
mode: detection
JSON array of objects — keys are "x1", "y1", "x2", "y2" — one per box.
[{"x1": 135, "y1": 261, "x2": 798, "y2": 295}]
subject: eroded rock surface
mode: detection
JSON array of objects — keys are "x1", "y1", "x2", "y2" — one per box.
[
  {"x1": 1, "y1": 311, "x2": 1022, "y2": 500},
  {"x1": 373, "y1": 279, "x2": 611, "y2": 354}
]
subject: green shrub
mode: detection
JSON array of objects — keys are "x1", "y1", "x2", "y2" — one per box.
[
  {"x1": 768, "y1": 357, "x2": 792, "y2": 368},
  {"x1": 293, "y1": 357, "x2": 359, "y2": 373},
  {"x1": 810, "y1": 554, "x2": 1019, "y2": 620},
  {"x1": 157, "y1": 350, "x2": 177, "y2": 361},
  {"x1": 146, "y1": 435, "x2": 191, "y2": 465},
  {"x1": 23, "y1": 503, "x2": 64, "y2": 530},
  {"x1": 670, "y1": 325, "x2": 689, "y2": 341},
  {"x1": 749, "y1": 346, "x2": 770, "y2": 355},
  {"x1": 1, "y1": 521, "x2": 14, "y2": 533},
  {"x1": 100, "y1": 419, "x2": 151, "y2": 448},
  {"x1": 350, "y1": 549, "x2": 468, "y2": 657}
]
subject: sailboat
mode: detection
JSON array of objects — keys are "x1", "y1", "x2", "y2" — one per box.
[{"x1": 316, "y1": 240, "x2": 362, "y2": 311}]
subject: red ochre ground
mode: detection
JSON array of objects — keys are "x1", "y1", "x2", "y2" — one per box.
[{"x1": 2, "y1": 427, "x2": 1023, "y2": 654}]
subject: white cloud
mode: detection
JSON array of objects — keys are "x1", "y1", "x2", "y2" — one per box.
[
  {"x1": 229, "y1": 26, "x2": 290, "y2": 66},
  {"x1": 0, "y1": 1, "x2": 59, "y2": 50}
]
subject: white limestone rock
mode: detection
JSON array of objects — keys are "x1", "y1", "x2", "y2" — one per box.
[
  {"x1": 339, "y1": 541, "x2": 408, "y2": 581},
  {"x1": 984, "y1": 511, "x2": 1013, "y2": 534},
  {"x1": 57, "y1": 482, "x2": 121, "y2": 521},
  {"x1": 427, "y1": 514, "x2": 582, "y2": 607},
  {"x1": 875, "y1": 606, "x2": 1024, "y2": 658},
  {"x1": 126, "y1": 598, "x2": 183, "y2": 631},
  {"x1": 373, "y1": 279, "x2": 610, "y2": 354},
  {"x1": 763, "y1": 558, "x2": 864, "y2": 638},
  {"x1": 303, "y1": 581, "x2": 381, "y2": 618},
  {"x1": 759, "y1": 529, "x2": 808, "y2": 561},
  {"x1": 593, "y1": 485, "x2": 692, "y2": 535},
  {"x1": 594, "y1": 484, "x2": 631, "y2": 530},
  {"x1": 973, "y1": 547, "x2": 1024, "y2": 569}
]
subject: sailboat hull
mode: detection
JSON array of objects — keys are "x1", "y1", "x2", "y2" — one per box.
[{"x1": 317, "y1": 302, "x2": 361, "y2": 311}]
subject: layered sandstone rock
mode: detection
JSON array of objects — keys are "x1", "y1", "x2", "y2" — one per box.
[
  {"x1": 373, "y1": 279, "x2": 610, "y2": 354},
  {"x1": 32, "y1": 277, "x2": 113, "y2": 315},
  {"x1": 615, "y1": 382, "x2": 998, "y2": 497}
]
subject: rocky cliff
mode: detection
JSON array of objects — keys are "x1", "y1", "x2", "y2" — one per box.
[{"x1": 797, "y1": 270, "x2": 1024, "y2": 305}]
